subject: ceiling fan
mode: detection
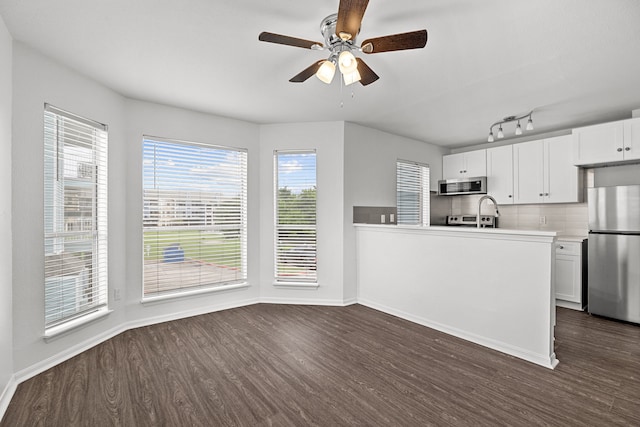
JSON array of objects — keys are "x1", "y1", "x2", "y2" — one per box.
[{"x1": 258, "y1": 0, "x2": 427, "y2": 86}]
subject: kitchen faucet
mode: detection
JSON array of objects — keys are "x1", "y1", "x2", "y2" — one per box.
[{"x1": 477, "y1": 195, "x2": 500, "y2": 228}]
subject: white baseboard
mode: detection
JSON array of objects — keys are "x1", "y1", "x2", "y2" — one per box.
[
  {"x1": 0, "y1": 375, "x2": 17, "y2": 420},
  {"x1": 260, "y1": 297, "x2": 355, "y2": 306},
  {"x1": 12, "y1": 298, "x2": 260, "y2": 387},
  {"x1": 358, "y1": 298, "x2": 558, "y2": 370}
]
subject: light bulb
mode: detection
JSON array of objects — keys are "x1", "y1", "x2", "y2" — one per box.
[
  {"x1": 338, "y1": 51, "x2": 358, "y2": 74},
  {"x1": 343, "y1": 69, "x2": 361, "y2": 86},
  {"x1": 526, "y1": 117, "x2": 534, "y2": 131},
  {"x1": 488, "y1": 131, "x2": 494, "y2": 142},
  {"x1": 315, "y1": 60, "x2": 336, "y2": 84},
  {"x1": 497, "y1": 126, "x2": 504, "y2": 139},
  {"x1": 515, "y1": 122, "x2": 522, "y2": 135}
]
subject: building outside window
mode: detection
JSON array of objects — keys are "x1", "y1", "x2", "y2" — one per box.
[
  {"x1": 44, "y1": 104, "x2": 108, "y2": 333},
  {"x1": 142, "y1": 137, "x2": 248, "y2": 299}
]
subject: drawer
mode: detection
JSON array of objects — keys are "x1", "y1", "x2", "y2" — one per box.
[{"x1": 555, "y1": 241, "x2": 581, "y2": 255}]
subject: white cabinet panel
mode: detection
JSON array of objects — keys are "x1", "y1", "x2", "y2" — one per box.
[
  {"x1": 514, "y1": 136, "x2": 581, "y2": 204},
  {"x1": 623, "y1": 117, "x2": 640, "y2": 161},
  {"x1": 513, "y1": 140, "x2": 544, "y2": 204},
  {"x1": 546, "y1": 135, "x2": 581, "y2": 203},
  {"x1": 487, "y1": 145, "x2": 513, "y2": 204},
  {"x1": 555, "y1": 240, "x2": 585, "y2": 310},
  {"x1": 442, "y1": 150, "x2": 486, "y2": 179},
  {"x1": 573, "y1": 117, "x2": 640, "y2": 165}
]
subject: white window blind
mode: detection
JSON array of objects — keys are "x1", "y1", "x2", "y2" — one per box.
[
  {"x1": 397, "y1": 160, "x2": 430, "y2": 226},
  {"x1": 44, "y1": 104, "x2": 108, "y2": 330},
  {"x1": 274, "y1": 151, "x2": 317, "y2": 283},
  {"x1": 143, "y1": 137, "x2": 247, "y2": 298}
]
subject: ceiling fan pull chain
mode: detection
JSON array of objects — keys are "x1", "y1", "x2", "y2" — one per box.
[{"x1": 340, "y1": 73, "x2": 344, "y2": 108}]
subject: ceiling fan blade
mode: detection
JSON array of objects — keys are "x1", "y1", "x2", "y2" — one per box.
[
  {"x1": 259, "y1": 32, "x2": 323, "y2": 49},
  {"x1": 361, "y1": 29, "x2": 428, "y2": 54},
  {"x1": 289, "y1": 61, "x2": 324, "y2": 83},
  {"x1": 336, "y1": 0, "x2": 370, "y2": 41},
  {"x1": 357, "y1": 59, "x2": 379, "y2": 86}
]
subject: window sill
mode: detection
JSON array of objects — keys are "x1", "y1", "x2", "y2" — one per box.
[
  {"x1": 141, "y1": 282, "x2": 250, "y2": 304},
  {"x1": 44, "y1": 307, "x2": 113, "y2": 341},
  {"x1": 272, "y1": 281, "x2": 319, "y2": 289}
]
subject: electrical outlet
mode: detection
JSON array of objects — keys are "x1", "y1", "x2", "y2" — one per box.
[
  {"x1": 390, "y1": 213, "x2": 395, "y2": 223},
  {"x1": 380, "y1": 214, "x2": 386, "y2": 224},
  {"x1": 539, "y1": 216, "x2": 547, "y2": 225},
  {"x1": 114, "y1": 288, "x2": 121, "y2": 301}
]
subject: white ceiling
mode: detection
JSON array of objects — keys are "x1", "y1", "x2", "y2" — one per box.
[{"x1": 2, "y1": 0, "x2": 640, "y2": 148}]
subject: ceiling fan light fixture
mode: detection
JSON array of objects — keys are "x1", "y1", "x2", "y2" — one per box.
[
  {"x1": 338, "y1": 50, "x2": 358, "y2": 74},
  {"x1": 343, "y1": 69, "x2": 361, "y2": 86},
  {"x1": 316, "y1": 60, "x2": 336, "y2": 84}
]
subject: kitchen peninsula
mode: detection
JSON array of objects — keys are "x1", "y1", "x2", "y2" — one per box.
[{"x1": 355, "y1": 224, "x2": 558, "y2": 369}]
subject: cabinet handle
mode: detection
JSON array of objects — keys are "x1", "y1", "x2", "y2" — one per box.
[
  {"x1": 559, "y1": 245, "x2": 564, "y2": 249},
  {"x1": 545, "y1": 193, "x2": 549, "y2": 196},
  {"x1": 625, "y1": 147, "x2": 631, "y2": 151},
  {"x1": 617, "y1": 147, "x2": 623, "y2": 152},
  {"x1": 508, "y1": 195, "x2": 512, "y2": 198},
  {"x1": 539, "y1": 193, "x2": 543, "y2": 196},
  {"x1": 460, "y1": 170, "x2": 463, "y2": 174}
]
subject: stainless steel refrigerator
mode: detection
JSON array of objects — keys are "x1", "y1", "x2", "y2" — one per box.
[{"x1": 588, "y1": 185, "x2": 640, "y2": 324}]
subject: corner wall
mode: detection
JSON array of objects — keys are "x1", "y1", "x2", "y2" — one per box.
[
  {"x1": 343, "y1": 123, "x2": 449, "y2": 301},
  {"x1": 0, "y1": 13, "x2": 14, "y2": 411},
  {"x1": 123, "y1": 99, "x2": 261, "y2": 325},
  {"x1": 259, "y1": 122, "x2": 347, "y2": 305}
]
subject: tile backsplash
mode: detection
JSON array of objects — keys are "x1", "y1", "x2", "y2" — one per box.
[{"x1": 450, "y1": 195, "x2": 588, "y2": 236}]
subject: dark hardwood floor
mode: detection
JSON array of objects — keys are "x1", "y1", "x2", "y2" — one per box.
[{"x1": 2, "y1": 304, "x2": 639, "y2": 426}]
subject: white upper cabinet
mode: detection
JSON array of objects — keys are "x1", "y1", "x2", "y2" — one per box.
[
  {"x1": 514, "y1": 135, "x2": 581, "y2": 204},
  {"x1": 442, "y1": 149, "x2": 486, "y2": 179},
  {"x1": 513, "y1": 140, "x2": 545, "y2": 204},
  {"x1": 546, "y1": 135, "x2": 581, "y2": 203},
  {"x1": 486, "y1": 145, "x2": 514, "y2": 204},
  {"x1": 573, "y1": 117, "x2": 640, "y2": 165}
]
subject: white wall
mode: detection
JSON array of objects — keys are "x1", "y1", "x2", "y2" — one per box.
[
  {"x1": 0, "y1": 14, "x2": 13, "y2": 405},
  {"x1": 259, "y1": 122, "x2": 347, "y2": 305},
  {"x1": 343, "y1": 123, "x2": 449, "y2": 301},
  {"x1": 10, "y1": 43, "x2": 262, "y2": 378},
  {"x1": 124, "y1": 99, "x2": 261, "y2": 324},
  {"x1": 11, "y1": 42, "x2": 127, "y2": 373}
]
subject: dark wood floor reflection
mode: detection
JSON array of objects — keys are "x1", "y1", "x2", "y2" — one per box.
[{"x1": 2, "y1": 304, "x2": 639, "y2": 426}]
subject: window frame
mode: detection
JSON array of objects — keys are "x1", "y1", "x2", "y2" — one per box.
[
  {"x1": 141, "y1": 136, "x2": 248, "y2": 302},
  {"x1": 396, "y1": 159, "x2": 430, "y2": 226},
  {"x1": 273, "y1": 150, "x2": 318, "y2": 286},
  {"x1": 43, "y1": 104, "x2": 109, "y2": 337}
]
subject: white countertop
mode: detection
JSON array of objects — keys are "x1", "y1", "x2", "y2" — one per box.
[{"x1": 354, "y1": 223, "x2": 557, "y2": 241}]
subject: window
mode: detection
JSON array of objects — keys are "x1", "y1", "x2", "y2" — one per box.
[
  {"x1": 396, "y1": 160, "x2": 430, "y2": 226},
  {"x1": 44, "y1": 105, "x2": 108, "y2": 332},
  {"x1": 274, "y1": 151, "x2": 317, "y2": 283},
  {"x1": 143, "y1": 137, "x2": 247, "y2": 299}
]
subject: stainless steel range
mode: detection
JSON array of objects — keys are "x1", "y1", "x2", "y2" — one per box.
[{"x1": 446, "y1": 215, "x2": 497, "y2": 228}]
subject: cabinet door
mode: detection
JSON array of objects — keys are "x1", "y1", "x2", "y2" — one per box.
[
  {"x1": 572, "y1": 121, "x2": 624, "y2": 165},
  {"x1": 623, "y1": 117, "x2": 640, "y2": 161},
  {"x1": 545, "y1": 135, "x2": 581, "y2": 203},
  {"x1": 464, "y1": 149, "x2": 487, "y2": 177},
  {"x1": 442, "y1": 153, "x2": 465, "y2": 179},
  {"x1": 513, "y1": 140, "x2": 544, "y2": 204},
  {"x1": 555, "y1": 254, "x2": 581, "y2": 303},
  {"x1": 486, "y1": 145, "x2": 513, "y2": 204}
]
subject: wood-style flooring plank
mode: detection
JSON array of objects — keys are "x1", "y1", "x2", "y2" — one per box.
[{"x1": 2, "y1": 304, "x2": 640, "y2": 426}]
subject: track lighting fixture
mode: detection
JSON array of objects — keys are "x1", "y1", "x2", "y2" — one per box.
[{"x1": 487, "y1": 111, "x2": 534, "y2": 142}]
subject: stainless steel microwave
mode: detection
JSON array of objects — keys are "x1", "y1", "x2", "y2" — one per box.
[{"x1": 437, "y1": 177, "x2": 487, "y2": 196}]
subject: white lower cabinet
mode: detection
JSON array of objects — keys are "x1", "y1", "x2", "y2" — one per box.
[{"x1": 555, "y1": 239, "x2": 586, "y2": 310}]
